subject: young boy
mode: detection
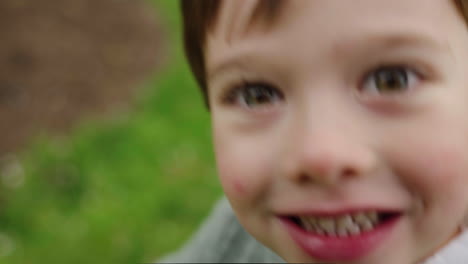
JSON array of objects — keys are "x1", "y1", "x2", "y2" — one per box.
[{"x1": 162, "y1": 0, "x2": 468, "y2": 263}]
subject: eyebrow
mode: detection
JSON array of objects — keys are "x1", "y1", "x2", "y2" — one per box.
[
  {"x1": 208, "y1": 31, "x2": 449, "y2": 80},
  {"x1": 345, "y1": 31, "x2": 448, "y2": 54},
  {"x1": 208, "y1": 57, "x2": 246, "y2": 80}
]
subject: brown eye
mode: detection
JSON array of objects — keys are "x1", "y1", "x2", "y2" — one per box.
[
  {"x1": 362, "y1": 66, "x2": 419, "y2": 94},
  {"x1": 236, "y1": 82, "x2": 283, "y2": 108}
]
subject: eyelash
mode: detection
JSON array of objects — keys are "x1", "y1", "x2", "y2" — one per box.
[
  {"x1": 220, "y1": 65, "x2": 424, "y2": 109},
  {"x1": 360, "y1": 65, "x2": 423, "y2": 96},
  {"x1": 221, "y1": 80, "x2": 284, "y2": 109}
]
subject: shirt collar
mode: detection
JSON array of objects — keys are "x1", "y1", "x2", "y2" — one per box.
[{"x1": 422, "y1": 229, "x2": 468, "y2": 264}]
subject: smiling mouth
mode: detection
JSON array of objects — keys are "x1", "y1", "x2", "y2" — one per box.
[{"x1": 288, "y1": 211, "x2": 402, "y2": 237}]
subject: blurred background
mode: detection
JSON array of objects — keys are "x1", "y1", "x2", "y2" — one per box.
[{"x1": 0, "y1": 1, "x2": 222, "y2": 263}]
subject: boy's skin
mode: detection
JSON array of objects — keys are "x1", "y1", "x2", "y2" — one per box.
[{"x1": 204, "y1": 0, "x2": 468, "y2": 263}]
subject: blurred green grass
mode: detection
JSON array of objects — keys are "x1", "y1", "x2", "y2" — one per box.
[{"x1": 0, "y1": 1, "x2": 222, "y2": 263}]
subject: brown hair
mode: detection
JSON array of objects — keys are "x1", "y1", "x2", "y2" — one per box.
[
  {"x1": 180, "y1": 0, "x2": 468, "y2": 107},
  {"x1": 180, "y1": 0, "x2": 281, "y2": 106}
]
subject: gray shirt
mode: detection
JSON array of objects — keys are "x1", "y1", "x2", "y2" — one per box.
[{"x1": 158, "y1": 197, "x2": 285, "y2": 263}]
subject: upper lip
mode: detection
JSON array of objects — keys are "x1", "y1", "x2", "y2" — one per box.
[{"x1": 276, "y1": 206, "x2": 404, "y2": 217}]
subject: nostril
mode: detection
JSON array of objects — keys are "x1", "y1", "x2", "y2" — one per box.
[
  {"x1": 342, "y1": 167, "x2": 357, "y2": 178},
  {"x1": 297, "y1": 172, "x2": 313, "y2": 183}
]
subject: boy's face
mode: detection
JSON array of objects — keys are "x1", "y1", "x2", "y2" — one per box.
[{"x1": 206, "y1": 0, "x2": 468, "y2": 263}]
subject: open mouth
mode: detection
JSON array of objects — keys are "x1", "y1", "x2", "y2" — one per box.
[{"x1": 288, "y1": 211, "x2": 402, "y2": 237}]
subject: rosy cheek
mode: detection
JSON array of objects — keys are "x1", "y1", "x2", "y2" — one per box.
[
  {"x1": 213, "y1": 124, "x2": 276, "y2": 205},
  {"x1": 223, "y1": 177, "x2": 248, "y2": 197},
  {"x1": 426, "y1": 147, "x2": 468, "y2": 183},
  {"x1": 399, "y1": 142, "x2": 468, "y2": 195},
  {"x1": 217, "y1": 156, "x2": 251, "y2": 199},
  {"x1": 215, "y1": 143, "x2": 272, "y2": 204},
  {"x1": 232, "y1": 179, "x2": 247, "y2": 195}
]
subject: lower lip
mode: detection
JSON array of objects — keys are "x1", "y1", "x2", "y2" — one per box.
[{"x1": 280, "y1": 216, "x2": 400, "y2": 262}]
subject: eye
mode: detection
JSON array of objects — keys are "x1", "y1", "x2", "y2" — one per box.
[
  {"x1": 225, "y1": 81, "x2": 284, "y2": 109},
  {"x1": 361, "y1": 66, "x2": 421, "y2": 95}
]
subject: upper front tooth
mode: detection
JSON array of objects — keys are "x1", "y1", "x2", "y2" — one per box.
[
  {"x1": 353, "y1": 211, "x2": 378, "y2": 225},
  {"x1": 360, "y1": 219, "x2": 374, "y2": 231},
  {"x1": 337, "y1": 228, "x2": 348, "y2": 237},
  {"x1": 337, "y1": 215, "x2": 353, "y2": 228},
  {"x1": 348, "y1": 224, "x2": 361, "y2": 235},
  {"x1": 318, "y1": 218, "x2": 335, "y2": 232},
  {"x1": 368, "y1": 212, "x2": 378, "y2": 224},
  {"x1": 336, "y1": 215, "x2": 353, "y2": 237},
  {"x1": 300, "y1": 217, "x2": 315, "y2": 231},
  {"x1": 353, "y1": 212, "x2": 368, "y2": 223}
]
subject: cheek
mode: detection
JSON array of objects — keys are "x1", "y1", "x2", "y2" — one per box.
[
  {"x1": 393, "y1": 136, "x2": 468, "y2": 205},
  {"x1": 421, "y1": 150, "x2": 466, "y2": 193},
  {"x1": 215, "y1": 145, "x2": 272, "y2": 203},
  {"x1": 216, "y1": 152, "x2": 249, "y2": 197},
  {"x1": 213, "y1": 126, "x2": 277, "y2": 207}
]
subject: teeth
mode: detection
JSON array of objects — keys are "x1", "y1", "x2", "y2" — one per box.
[
  {"x1": 337, "y1": 228, "x2": 348, "y2": 237},
  {"x1": 353, "y1": 212, "x2": 368, "y2": 224},
  {"x1": 348, "y1": 223, "x2": 361, "y2": 235},
  {"x1": 337, "y1": 215, "x2": 353, "y2": 228},
  {"x1": 368, "y1": 212, "x2": 378, "y2": 224},
  {"x1": 301, "y1": 217, "x2": 314, "y2": 231},
  {"x1": 360, "y1": 219, "x2": 374, "y2": 231},
  {"x1": 318, "y1": 218, "x2": 335, "y2": 233},
  {"x1": 336, "y1": 215, "x2": 352, "y2": 237},
  {"x1": 299, "y1": 211, "x2": 380, "y2": 236}
]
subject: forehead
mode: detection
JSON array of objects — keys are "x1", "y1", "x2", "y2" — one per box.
[
  {"x1": 211, "y1": 0, "x2": 283, "y2": 43},
  {"x1": 207, "y1": 0, "x2": 466, "y2": 77},
  {"x1": 211, "y1": 0, "x2": 463, "y2": 38}
]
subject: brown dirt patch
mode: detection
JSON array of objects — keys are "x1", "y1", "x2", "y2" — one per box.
[{"x1": 0, "y1": 0, "x2": 164, "y2": 156}]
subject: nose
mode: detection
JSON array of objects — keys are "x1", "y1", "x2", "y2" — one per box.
[{"x1": 284, "y1": 128, "x2": 377, "y2": 186}]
